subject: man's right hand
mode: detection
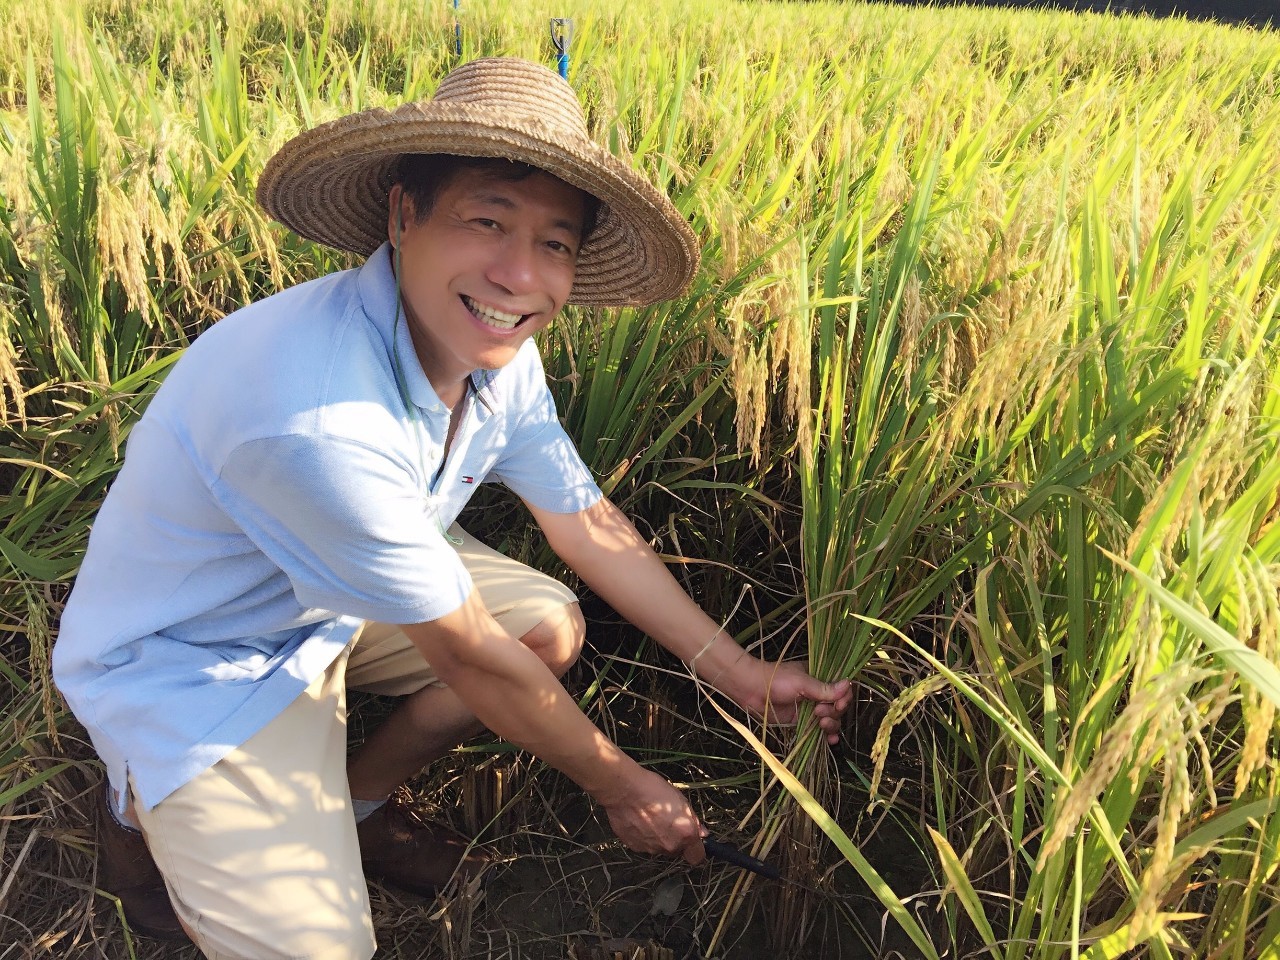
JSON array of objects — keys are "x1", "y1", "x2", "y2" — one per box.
[
  {"x1": 402, "y1": 595, "x2": 707, "y2": 865},
  {"x1": 599, "y1": 769, "x2": 706, "y2": 864}
]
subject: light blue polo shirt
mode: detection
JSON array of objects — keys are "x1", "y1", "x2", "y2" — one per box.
[{"x1": 52, "y1": 242, "x2": 602, "y2": 814}]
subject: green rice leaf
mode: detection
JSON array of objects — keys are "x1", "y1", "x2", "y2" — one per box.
[
  {"x1": 1105, "y1": 550, "x2": 1280, "y2": 710},
  {"x1": 927, "y1": 826, "x2": 997, "y2": 947}
]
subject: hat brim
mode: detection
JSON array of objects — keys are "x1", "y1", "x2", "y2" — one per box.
[{"x1": 256, "y1": 102, "x2": 700, "y2": 307}]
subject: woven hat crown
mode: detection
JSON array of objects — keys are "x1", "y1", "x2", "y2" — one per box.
[{"x1": 428, "y1": 58, "x2": 589, "y2": 137}]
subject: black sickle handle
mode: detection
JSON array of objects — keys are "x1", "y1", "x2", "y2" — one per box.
[{"x1": 703, "y1": 838, "x2": 782, "y2": 880}]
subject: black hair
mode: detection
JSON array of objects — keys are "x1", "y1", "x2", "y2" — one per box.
[{"x1": 393, "y1": 153, "x2": 601, "y2": 244}]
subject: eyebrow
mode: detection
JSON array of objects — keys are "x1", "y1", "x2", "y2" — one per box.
[{"x1": 470, "y1": 192, "x2": 582, "y2": 235}]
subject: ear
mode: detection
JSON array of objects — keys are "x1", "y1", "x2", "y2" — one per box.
[{"x1": 386, "y1": 184, "x2": 405, "y2": 248}]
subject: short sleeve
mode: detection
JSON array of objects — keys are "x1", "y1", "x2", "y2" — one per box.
[
  {"x1": 487, "y1": 379, "x2": 602, "y2": 514},
  {"x1": 213, "y1": 434, "x2": 471, "y2": 624}
]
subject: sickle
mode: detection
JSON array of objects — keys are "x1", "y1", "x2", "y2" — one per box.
[
  {"x1": 703, "y1": 837, "x2": 835, "y2": 898},
  {"x1": 702, "y1": 838, "x2": 781, "y2": 880}
]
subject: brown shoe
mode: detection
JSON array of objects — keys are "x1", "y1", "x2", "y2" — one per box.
[
  {"x1": 95, "y1": 785, "x2": 190, "y2": 942},
  {"x1": 356, "y1": 794, "x2": 491, "y2": 897}
]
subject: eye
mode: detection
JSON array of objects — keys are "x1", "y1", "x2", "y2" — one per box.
[
  {"x1": 547, "y1": 239, "x2": 575, "y2": 256},
  {"x1": 472, "y1": 217, "x2": 501, "y2": 230}
]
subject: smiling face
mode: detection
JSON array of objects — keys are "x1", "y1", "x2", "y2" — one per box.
[{"x1": 387, "y1": 165, "x2": 588, "y2": 407}]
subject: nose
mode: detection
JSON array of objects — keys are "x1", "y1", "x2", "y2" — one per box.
[{"x1": 484, "y1": 234, "x2": 541, "y2": 298}]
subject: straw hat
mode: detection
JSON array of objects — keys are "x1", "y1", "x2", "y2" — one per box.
[{"x1": 256, "y1": 57, "x2": 699, "y2": 307}]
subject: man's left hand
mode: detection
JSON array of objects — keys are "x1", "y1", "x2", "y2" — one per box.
[{"x1": 718, "y1": 658, "x2": 853, "y2": 745}]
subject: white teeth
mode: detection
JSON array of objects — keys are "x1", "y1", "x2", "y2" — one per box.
[{"x1": 463, "y1": 295, "x2": 523, "y2": 330}]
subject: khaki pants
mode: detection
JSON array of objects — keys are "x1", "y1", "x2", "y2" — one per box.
[{"x1": 132, "y1": 531, "x2": 576, "y2": 960}]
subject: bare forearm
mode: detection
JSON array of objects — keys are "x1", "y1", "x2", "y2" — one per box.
[
  {"x1": 535, "y1": 498, "x2": 748, "y2": 684},
  {"x1": 532, "y1": 499, "x2": 855, "y2": 748},
  {"x1": 400, "y1": 592, "x2": 641, "y2": 805}
]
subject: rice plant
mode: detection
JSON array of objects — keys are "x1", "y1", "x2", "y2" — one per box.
[{"x1": 3, "y1": 1, "x2": 1279, "y2": 956}]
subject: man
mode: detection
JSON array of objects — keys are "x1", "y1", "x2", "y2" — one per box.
[{"x1": 53, "y1": 57, "x2": 851, "y2": 960}]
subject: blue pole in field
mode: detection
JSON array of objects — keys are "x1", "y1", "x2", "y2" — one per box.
[
  {"x1": 453, "y1": 0, "x2": 462, "y2": 56},
  {"x1": 550, "y1": 18, "x2": 572, "y2": 80}
]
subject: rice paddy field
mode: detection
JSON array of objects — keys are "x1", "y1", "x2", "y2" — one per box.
[{"x1": 2, "y1": 0, "x2": 1280, "y2": 956}]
